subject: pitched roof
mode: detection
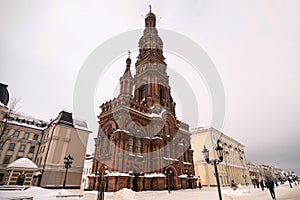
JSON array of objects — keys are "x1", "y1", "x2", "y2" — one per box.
[{"x1": 7, "y1": 158, "x2": 38, "y2": 169}]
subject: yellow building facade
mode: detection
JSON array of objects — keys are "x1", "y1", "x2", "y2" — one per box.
[{"x1": 191, "y1": 127, "x2": 251, "y2": 187}]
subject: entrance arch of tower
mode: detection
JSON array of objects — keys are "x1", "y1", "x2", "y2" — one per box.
[{"x1": 165, "y1": 164, "x2": 179, "y2": 190}]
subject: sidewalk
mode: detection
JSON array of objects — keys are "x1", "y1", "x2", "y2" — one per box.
[
  {"x1": 280, "y1": 185, "x2": 300, "y2": 200},
  {"x1": 1, "y1": 183, "x2": 299, "y2": 200},
  {"x1": 223, "y1": 183, "x2": 300, "y2": 200}
]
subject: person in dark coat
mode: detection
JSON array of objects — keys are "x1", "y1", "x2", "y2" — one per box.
[
  {"x1": 256, "y1": 179, "x2": 260, "y2": 188},
  {"x1": 260, "y1": 180, "x2": 265, "y2": 191},
  {"x1": 288, "y1": 176, "x2": 293, "y2": 188},
  {"x1": 266, "y1": 178, "x2": 276, "y2": 200}
]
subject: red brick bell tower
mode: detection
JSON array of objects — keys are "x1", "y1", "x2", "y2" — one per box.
[{"x1": 90, "y1": 7, "x2": 196, "y2": 192}]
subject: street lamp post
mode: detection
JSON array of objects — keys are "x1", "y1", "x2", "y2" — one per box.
[
  {"x1": 202, "y1": 140, "x2": 223, "y2": 200},
  {"x1": 164, "y1": 170, "x2": 172, "y2": 194},
  {"x1": 63, "y1": 154, "x2": 73, "y2": 189},
  {"x1": 242, "y1": 174, "x2": 247, "y2": 186},
  {"x1": 97, "y1": 163, "x2": 106, "y2": 200}
]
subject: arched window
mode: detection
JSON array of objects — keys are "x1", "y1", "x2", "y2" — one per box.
[
  {"x1": 136, "y1": 138, "x2": 141, "y2": 154},
  {"x1": 140, "y1": 85, "x2": 146, "y2": 100},
  {"x1": 183, "y1": 141, "x2": 188, "y2": 162},
  {"x1": 166, "y1": 143, "x2": 171, "y2": 158},
  {"x1": 159, "y1": 85, "x2": 164, "y2": 102},
  {"x1": 129, "y1": 137, "x2": 133, "y2": 153}
]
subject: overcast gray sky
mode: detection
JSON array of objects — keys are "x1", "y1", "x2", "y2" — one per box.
[{"x1": 1, "y1": 1, "x2": 300, "y2": 174}]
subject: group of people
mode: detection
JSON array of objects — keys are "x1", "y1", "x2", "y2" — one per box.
[
  {"x1": 251, "y1": 175, "x2": 299, "y2": 200},
  {"x1": 251, "y1": 178, "x2": 277, "y2": 199}
]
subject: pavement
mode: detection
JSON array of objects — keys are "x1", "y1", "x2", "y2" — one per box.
[
  {"x1": 280, "y1": 186, "x2": 300, "y2": 200},
  {"x1": 223, "y1": 183, "x2": 300, "y2": 200},
  {"x1": 1, "y1": 183, "x2": 299, "y2": 200}
]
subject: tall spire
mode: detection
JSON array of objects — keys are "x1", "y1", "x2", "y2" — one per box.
[
  {"x1": 119, "y1": 51, "x2": 133, "y2": 97},
  {"x1": 123, "y1": 50, "x2": 132, "y2": 77},
  {"x1": 132, "y1": 8, "x2": 175, "y2": 113},
  {"x1": 136, "y1": 6, "x2": 165, "y2": 66}
]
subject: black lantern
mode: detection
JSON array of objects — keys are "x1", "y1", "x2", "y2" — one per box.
[
  {"x1": 202, "y1": 145, "x2": 210, "y2": 163},
  {"x1": 63, "y1": 154, "x2": 73, "y2": 189},
  {"x1": 215, "y1": 140, "x2": 223, "y2": 162},
  {"x1": 202, "y1": 140, "x2": 224, "y2": 200}
]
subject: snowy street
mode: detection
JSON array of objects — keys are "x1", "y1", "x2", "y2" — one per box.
[{"x1": 1, "y1": 183, "x2": 299, "y2": 200}]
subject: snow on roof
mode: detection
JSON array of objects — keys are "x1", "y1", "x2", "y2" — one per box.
[{"x1": 7, "y1": 158, "x2": 38, "y2": 169}]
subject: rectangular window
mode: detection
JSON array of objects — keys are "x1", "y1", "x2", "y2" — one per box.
[
  {"x1": 3, "y1": 155, "x2": 11, "y2": 164},
  {"x1": 19, "y1": 144, "x2": 26, "y2": 152},
  {"x1": 23, "y1": 133, "x2": 29, "y2": 139},
  {"x1": 3, "y1": 129, "x2": 9, "y2": 135},
  {"x1": 33, "y1": 134, "x2": 39, "y2": 140},
  {"x1": 29, "y1": 146, "x2": 35, "y2": 153},
  {"x1": 8, "y1": 143, "x2": 15, "y2": 151},
  {"x1": 13, "y1": 131, "x2": 20, "y2": 138}
]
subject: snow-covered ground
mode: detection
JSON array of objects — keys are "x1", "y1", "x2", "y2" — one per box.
[{"x1": 0, "y1": 183, "x2": 298, "y2": 200}]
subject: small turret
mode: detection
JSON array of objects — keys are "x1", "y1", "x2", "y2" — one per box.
[{"x1": 119, "y1": 51, "x2": 134, "y2": 97}]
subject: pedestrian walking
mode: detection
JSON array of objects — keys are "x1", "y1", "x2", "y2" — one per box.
[
  {"x1": 256, "y1": 179, "x2": 260, "y2": 188},
  {"x1": 252, "y1": 180, "x2": 256, "y2": 188},
  {"x1": 288, "y1": 176, "x2": 293, "y2": 188},
  {"x1": 198, "y1": 177, "x2": 202, "y2": 189},
  {"x1": 260, "y1": 180, "x2": 265, "y2": 191},
  {"x1": 266, "y1": 178, "x2": 276, "y2": 200}
]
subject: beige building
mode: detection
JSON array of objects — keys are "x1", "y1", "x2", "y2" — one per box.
[
  {"x1": 191, "y1": 127, "x2": 251, "y2": 187},
  {"x1": 0, "y1": 83, "x2": 91, "y2": 188},
  {"x1": 35, "y1": 111, "x2": 91, "y2": 188},
  {"x1": 0, "y1": 111, "x2": 47, "y2": 185}
]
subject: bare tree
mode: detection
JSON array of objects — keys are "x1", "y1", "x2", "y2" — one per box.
[{"x1": 0, "y1": 97, "x2": 21, "y2": 146}]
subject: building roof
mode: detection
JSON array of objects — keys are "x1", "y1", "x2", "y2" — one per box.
[
  {"x1": 7, "y1": 158, "x2": 38, "y2": 169},
  {"x1": 6, "y1": 112, "x2": 49, "y2": 130}
]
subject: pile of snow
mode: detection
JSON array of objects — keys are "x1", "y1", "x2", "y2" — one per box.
[
  {"x1": 56, "y1": 189, "x2": 83, "y2": 198},
  {"x1": 222, "y1": 187, "x2": 251, "y2": 195},
  {"x1": 107, "y1": 188, "x2": 143, "y2": 200},
  {"x1": 7, "y1": 158, "x2": 38, "y2": 169}
]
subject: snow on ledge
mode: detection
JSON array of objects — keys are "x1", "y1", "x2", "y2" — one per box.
[
  {"x1": 106, "y1": 172, "x2": 131, "y2": 177},
  {"x1": 114, "y1": 129, "x2": 130, "y2": 134},
  {"x1": 144, "y1": 173, "x2": 166, "y2": 178},
  {"x1": 178, "y1": 174, "x2": 188, "y2": 178}
]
